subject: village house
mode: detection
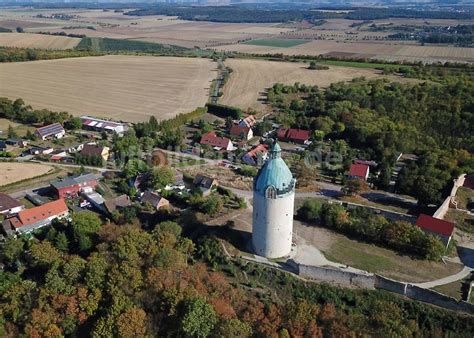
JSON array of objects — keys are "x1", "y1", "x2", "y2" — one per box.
[
  {"x1": 277, "y1": 128, "x2": 311, "y2": 145},
  {"x1": 200, "y1": 132, "x2": 233, "y2": 151},
  {"x1": 29, "y1": 145, "x2": 54, "y2": 155},
  {"x1": 242, "y1": 143, "x2": 269, "y2": 166},
  {"x1": 416, "y1": 214, "x2": 455, "y2": 248},
  {"x1": 238, "y1": 115, "x2": 256, "y2": 128},
  {"x1": 6, "y1": 139, "x2": 28, "y2": 147},
  {"x1": 35, "y1": 123, "x2": 66, "y2": 141},
  {"x1": 0, "y1": 193, "x2": 24, "y2": 215},
  {"x1": 193, "y1": 174, "x2": 218, "y2": 196},
  {"x1": 50, "y1": 173, "x2": 100, "y2": 198},
  {"x1": 3, "y1": 199, "x2": 69, "y2": 234},
  {"x1": 348, "y1": 163, "x2": 370, "y2": 181},
  {"x1": 229, "y1": 124, "x2": 253, "y2": 141},
  {"x1": 80, "y1": 143, "x2": 110, "y2": 161},
  {"x1": 141, "y1": 191, "x2": 170, "y2": 211},
  {"x1": 81, "y1": 116, "x2": 127, "y2": 134}
]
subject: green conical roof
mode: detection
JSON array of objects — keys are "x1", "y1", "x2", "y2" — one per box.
[{"x1": 254, "y1": 142, "x2": 295, "y2": 196}]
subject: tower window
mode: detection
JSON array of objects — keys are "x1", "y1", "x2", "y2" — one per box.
[{"x1": 265, "y1": 186, "x2": 276, "y2": 199}]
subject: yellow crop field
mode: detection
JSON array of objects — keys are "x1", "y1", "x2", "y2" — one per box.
[
  {"x1": 0, "y1": 55, "x2": 217, "y2": 122},
  {"x1": 0, "y1": 33, "x2": 80, "y2": 50}
]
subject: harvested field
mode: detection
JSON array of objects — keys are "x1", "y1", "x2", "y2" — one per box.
[
  {"x1": 0, "y1": 162, "x2": 54, "y2": 187},
  {"x1": 10, "y1": 8, "x2": 295, "y2": 48},
  {"x1": 243, "y1": 38, "x2": 310, "y2": 48},
  {"x1": 220, "y1": 58, "x2": 382, "y2": 111},
  {"x1": 0, "y1": 55, "x2": 216, "y2": 122},
  {"x1": 0, "y1": 32, "x2": 80, "y2": 50},
  {"x1": 217, "y1": 40, "x2": 474, "y2": 64}
]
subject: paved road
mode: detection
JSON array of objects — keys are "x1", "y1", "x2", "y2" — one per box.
[{"x1": 413, "y1": 266, "x2": 473, "y2": 288}]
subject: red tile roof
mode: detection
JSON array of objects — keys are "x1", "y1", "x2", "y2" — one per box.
[
  {"x1": 229, "y1": 124, "x2": 250, "y2": 137},
  {"x1": 277, "y1": 128, "x2": 310, "y2": 143},
  {"x1": 286, "y1": 129, "x2": 311, "y2": 142},
  {"x1": 464, "y1": 174, "x2": 474, "y2": 189},
  {"x1": 416, "y1": 214, "x2": 455, "y2": 237},
  {"x1": 13, "y1": 199, "x2": 68, "y2": 229},
  {"x1": 240, "y1": 115, "x2": 256, "y2": 127},
  {"x1": 200, "y1": 132, "x2": 231, "y2": 149},
  {"x1": 349, "y1": 163, "x2": 369, "y2": 179},
  {"x1": 247, "y1": 143, "x2": 269, "y2": 159}
]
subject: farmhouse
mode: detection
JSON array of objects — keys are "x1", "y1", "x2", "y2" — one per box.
[
  {"x1": 193, "y1": 174, "x2": 218, "y2": 196},
  {"x1": 35, "y1": 123, "x2": 66, "y2": 140},
  {"x1": 29, "y1": 145, "x2": 54, "y2": 155},
  {"x1": 4, "y1": 199, "x2": 69, "y2": 234},
  {"x1": 277, "y1": 128, "x2": 311, "y2": 144},
  {"x1": 348, "y1": 163, "x2": 370, "y2": 181},
  {"x1": 0, "y1": 193, "x2": 24, "y2": 215},
  {"x1": 50, "y1": 173, "x2": 100, "y2": 199},
  {"x1": 238, "y1": 115, "x2": 256, "y2": 128},
  {"x1": 80, "y1": 143, "x2": 110, "y2": 161},
  {"x1": 416, "y1": 214, "x2": 455, "y2": 248},
  {"x1": 200, "y1": 132, "x2": 233, "y2": 151},
  {"x1": 141, "y1": 191, "x2": 170, "y2": 211},
  {"x1": 242, "y1": 143, "x2": 269, "y2": 166},
  {"x1": 81, "y1": 116, "x2": 126, "y2": 134},
  {"x1": 229, "y1": 124, "x2": 253, "y2": 141}
]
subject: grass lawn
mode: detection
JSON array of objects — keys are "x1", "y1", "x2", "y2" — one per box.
[
  {"x1": 455, "y1": 187, "x2": 473, "y2": 210},
  {"x1": 243, "y1": 39, "x2": 310, "y2": 48},
  {"x1": 0, "y1": 118, "x2": 35, "y2": 138},
  {"x1": 318, "y1": 230, "x2": 463, "y2": 283},
  {"x1": 432, "y1": 279, "x2": 465, "y2": 300},
  {"x1": 445, "y1": 209, "x2": 474, "y2": 234}
]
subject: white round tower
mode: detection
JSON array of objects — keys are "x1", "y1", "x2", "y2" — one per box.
[{"x1": 252, "y1": 142, "x2": 296, "y2": 258}]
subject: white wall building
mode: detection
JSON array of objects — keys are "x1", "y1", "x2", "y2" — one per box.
[{"x1": 252, "y1": 142, "x2": 296, "y2": 258}]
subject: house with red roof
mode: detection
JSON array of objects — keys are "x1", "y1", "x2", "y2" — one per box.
[
  {"x1": 229, "y1": 124, "x2": 253, "y2": 141},
  {"x1": 3, "y1": 199, "x2": 69, "y2": 234},
  {"x1": 277, "y1": 128, "x2": 311, "y2": 144},
  {"x1": 242, "y1": 143, "x2": 269, "y2": 166},
  {"x1": 348, "y1": 163, "x2": 370, "y2": 181},
  {"x1": 200, "y1": 132, "x2": 233, "y2": 151},
  {"x1": 416, "y1": 214, "x2": 455, "y2": 248},
  {"x1": 50, "y1": 173, "x2": 100, "y2": 199},
  {"x1": 238, "y1": 115, "x2": 256, "y2": 128}
]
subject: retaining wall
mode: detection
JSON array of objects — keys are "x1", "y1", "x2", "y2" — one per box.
[
  {"x1": 288, "y1": 260, "x2": 474, "y2": 314},
  {"x1": 433, "y1": 174, "x2": 466, "y2": 219},
  {"x1": 297, "y1": 263, "x2": 375, "y2": 289}
]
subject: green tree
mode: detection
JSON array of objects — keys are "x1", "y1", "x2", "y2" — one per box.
[
  {"x1": 1, "y1": 236, "x2": 24, "y2": 265},
  {"x1": 66, "y1": 117, "x2": 82, "y2": 130},
  {"x1": 180, "y1": 297, "x2": 217, "y2": 338},
  {"x1": 215, "y1": 318, "x2": 252, "y2": 338},
  {"x1": 71, "y1": 211, "x2": 102, "y2": 251},
  {"x1": 7, "y1": 124, "x2": 18, "y2": 139},
  {"x1": 150, "y1": 166, "x2": 174, "y2": 190},
  {"x1": 16, "y1": 26, "x2": 23, "y2": 33},
  {"x1": 54, "y1": 232, "x2": 70, "y2": 252}
]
